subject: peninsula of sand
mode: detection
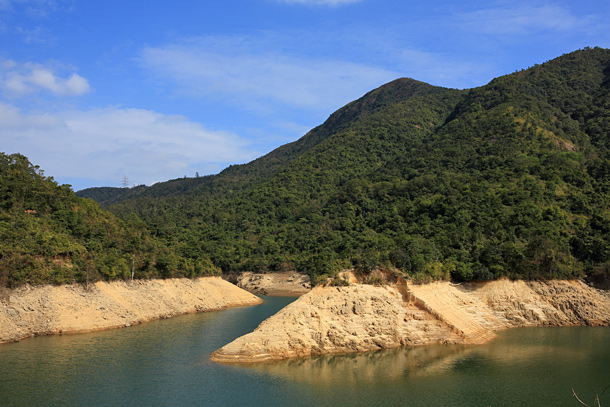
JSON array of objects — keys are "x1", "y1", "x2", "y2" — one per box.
[
  {"x1": 0, "y1": 277, "x2": 262, "y2": 344},
  {"x1": 211, "y1": 277, "x2": 610, "y2": 363}
]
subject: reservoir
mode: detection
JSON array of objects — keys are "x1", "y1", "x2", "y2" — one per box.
[{"x1": 1, "y1": 295, "x2": 609, "y2": 406}]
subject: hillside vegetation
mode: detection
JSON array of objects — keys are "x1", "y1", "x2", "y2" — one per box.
[
  {"x1": 0, "y1": 153, "x2": 219, "y2": 287},
  {"x1": 69, "y1": 47, "x2": 610, "y2": 286}
]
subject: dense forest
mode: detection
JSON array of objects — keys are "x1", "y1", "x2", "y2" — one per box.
[
  {"x1": 0, "y1": 153, "x2": 219, "y2": 287},
  {"x1": 15, "y1": 47, "x2": 610, "y2": 287}
]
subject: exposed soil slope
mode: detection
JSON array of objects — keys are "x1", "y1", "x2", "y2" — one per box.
[
  {"x1": 224, "y1": 271, "x2": 311, "y2": 296},
  {"x1": 0, "y1": 277, "x2": 262, "y2": 344},
  {"x1": 211, "y1": 279, "x2": 610, "y2": 363}
]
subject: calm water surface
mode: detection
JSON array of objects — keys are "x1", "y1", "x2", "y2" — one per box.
[{"x1": 1, "y1": 296, "x2": 609, "y2": 406}]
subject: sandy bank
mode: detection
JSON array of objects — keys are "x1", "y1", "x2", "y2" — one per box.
[
  {"x1": 210, "y1": 279, "x2": 610, "y2": 363},
  {"x1": 224, "y1": 271, "x2": 311, "y2": 297},
  {"x1": 0, "y1": 277, "x2": 262, "y2": 344}
]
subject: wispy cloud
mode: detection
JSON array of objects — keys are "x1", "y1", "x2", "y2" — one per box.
[
  {"x1": 392, "y1": 49, "x2": 495, "y2": 89},
  {"x1": 0, "y1": 0, "x2": 70, "y2": 18},
  {"x1": 0, "y1": 102, "x2": 258, "y2": 187},
  {"x1": 0, "y1": 0, "x2": 72, "y2": 43},
  {"x1": 275, "y1": 0, "x2": 362, "y2": 6},
  {"x1": 139, "y1": 35, "x2": 400, "y2": 116},
  {"x1": 456, "y1": 3, "x2": 593, "y2": 36},
  {"x1": 14, "y1": 25, "x2": 56, "y2": 45},
  {"x1": 0, "y1": 60, "x2": 90, "y2": 97}
]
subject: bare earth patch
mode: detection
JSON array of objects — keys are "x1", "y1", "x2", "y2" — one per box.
[
  {"x1": 211, "y1": 279, "x2": 610, "y2": 363},
  {"x1": 224, "y1": 271, "x2": 311, "y2": 297},
  {"x1": 0, "y1": 277, "x2": 262, "y2": 344}
]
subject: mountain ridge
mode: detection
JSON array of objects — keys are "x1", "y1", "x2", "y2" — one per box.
[
  {"x1": 66, "y1": 47, "x2": 610, "y2": 286},
  {"x1": 77, "y1": 78, "x2": 455, "y2": 204}
]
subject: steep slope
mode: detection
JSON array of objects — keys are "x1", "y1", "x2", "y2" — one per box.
[{"x1": 89, "y1": 48, "x2": 610, "y2": 285}]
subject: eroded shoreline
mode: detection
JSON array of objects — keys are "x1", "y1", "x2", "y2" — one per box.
[
  {"x1": 0, "y1": 277, "x2": 262, "y2": 344},
  {"x1": 211, "y1": 279, "x2": 610, "y2": 363}
]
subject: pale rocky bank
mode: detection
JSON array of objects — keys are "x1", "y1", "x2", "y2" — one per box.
[
  {"x1": 223, "y1": 271, "x2": 310, "y2": 296},
  {"x1": 0, "y1": 277, "x2": 262, "y2": 344},
  {"x1": 211, "y1": 279, "x2": 610, "y2": 363}
]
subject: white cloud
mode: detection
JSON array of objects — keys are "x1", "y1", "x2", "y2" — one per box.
[
  {"x1": 0, "y1": 102, "x2": 258, "y2": 187},
  {"x1": 276, "y1": 0, "x2": 361, "y2": 5},
  {"x1": 0, "y1": 60, "x2": 91, "y2": 97},
  {"x1": 139, "y1": 35, "x2": 400, "y2": 115}
]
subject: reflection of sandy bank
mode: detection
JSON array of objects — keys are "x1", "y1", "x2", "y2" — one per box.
[
  {"x1": 239, "y1": 327, "x2": 609, "y2": 386},
  {"x1": 475, "y1": 327, "x2": 602, "y2": 366},
  {"x1": 240, "y1": 344, "x2": 475, "y2": 385}
]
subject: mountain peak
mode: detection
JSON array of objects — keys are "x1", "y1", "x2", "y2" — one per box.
[{"x1": 78, "y1": 48, "x2": 610, "y2": 286}]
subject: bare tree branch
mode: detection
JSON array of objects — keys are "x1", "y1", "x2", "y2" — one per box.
[{"x1": 573, "y1": 388, "x2": 591, "y2": 407}]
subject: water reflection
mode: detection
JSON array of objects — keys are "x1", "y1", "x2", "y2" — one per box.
[
  {"x1": 0, "y1": 296, "x2": 297, "y2": 407},
  {"x1": 239, "y1": 344, "x2": 471, "y2": 385},
  {"x1": 239, "y1": 326, "x2": 610, "y2": 388},
  {"x1": 0, "y1": 310, "x2": 227, "y2": 405}
]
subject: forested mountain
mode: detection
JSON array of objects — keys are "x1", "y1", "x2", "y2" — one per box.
[
  {"x1": 79, "y1": 78, "x2": 451, "y2": 206},
  {"x1": 0, "y1": 153, "x2": 219, "y2": 287},
  {"x1": 79, "y1": 47, "x2": 610, "y2": 286}
]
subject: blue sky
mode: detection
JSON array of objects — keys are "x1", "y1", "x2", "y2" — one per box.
[{"x1": 1, "y1": 0, "x2": 609, "y2": 191}]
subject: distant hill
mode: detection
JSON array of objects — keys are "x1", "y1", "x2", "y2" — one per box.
[
  {"x1": 80, "y1": 47, "x2": 610, "y2": 285},
  {"x1": 0, "y1": 153, "x2": 218, "y2": 288}
]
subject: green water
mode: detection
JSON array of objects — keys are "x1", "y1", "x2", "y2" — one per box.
[{"x1": 1, "y1": 296, "x2": 609, "y2": 406}]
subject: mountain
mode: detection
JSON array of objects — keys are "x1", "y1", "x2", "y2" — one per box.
[
  {"x1": 0, "y1": 153, "x2": 219, "y2": 288},
  {"x1": 78, "y1": 77, "x2": 451, "y2": 205},
  {"x1": 79, "y1": 47, "x2": 610, "y2": 286}
]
